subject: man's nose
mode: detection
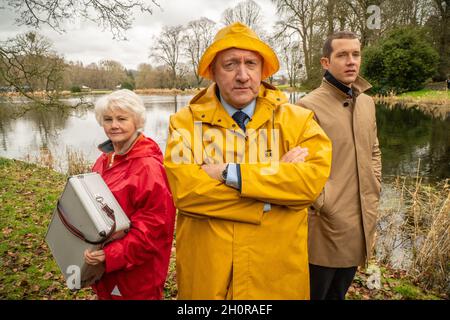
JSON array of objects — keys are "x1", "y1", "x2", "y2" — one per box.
[
  {"x1": 236, "y1": 63, "x2": 250, "y2": 82},
  {"x1": 347, "y1": 55, "x2": 357, "y2": 65}
]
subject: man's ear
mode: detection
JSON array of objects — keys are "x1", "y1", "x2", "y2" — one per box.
[
  {"x1": 209, "y1": 64, "x2": 215, "y2": 82},
  {"x1": 320, "y1": 57, "x2": 330, "y2": 70}
]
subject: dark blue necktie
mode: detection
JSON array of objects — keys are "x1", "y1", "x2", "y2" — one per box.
[{"x1": 232, "y1": 110, "x2": 249, "y2": 132}]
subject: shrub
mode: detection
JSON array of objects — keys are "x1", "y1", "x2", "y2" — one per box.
[
  {"x1": 120, "y1": 81, "x2": 135, "y2": 90},
  {"x1": 362, "y1": 27, "x2": 439, "y2": 94},
  {"x1": 70, "y1": 85, "x2": 81, "y2": 93}
]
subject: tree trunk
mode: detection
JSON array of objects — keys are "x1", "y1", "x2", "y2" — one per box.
[
  {"x1": 326, "y1": 0, "x2": 336, "y2": 35},
  {"x1": 436, "y1": 0, "x2": 449, "y2": 80}
]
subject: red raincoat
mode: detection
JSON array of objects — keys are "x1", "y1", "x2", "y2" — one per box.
[{"x1": 91, "y1": 134, "x2": 176, "y2": 299}]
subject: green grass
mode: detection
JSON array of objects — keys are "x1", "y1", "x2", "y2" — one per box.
[
  {"x1": 276, "y1": 84, "x2": 292, "y2": 90},
  {"x1": 398, "y1": 89, "x2": 450, "y2": 99},
  {"x1": 374, "y1": 89, "x2": 449, "y2": 106},
  {"x1": 68, "y1": 90, "x2": 113, "y2": 97},
  {"x1": 0, "y1": 157, "x2": 444, "y2": 300},
  {"x1": 0, "y1": 157, "x2": 94, "y2": 299},
  {"x1": 346, "y1": 266, "x2": 444, "y2": 300},
  {"x1": 275, "y1": 84, "x2": 310, "y2": 92},
  {"x1": 0, "y1": 157, "x2": 179, "y2": 300}
]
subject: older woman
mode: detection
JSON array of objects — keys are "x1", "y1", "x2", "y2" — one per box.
[{"x1": 84, "y1": 89, "x2": 176, "y2": 300}]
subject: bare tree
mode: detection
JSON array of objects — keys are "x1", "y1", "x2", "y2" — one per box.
[
  {"x1": 276, "y1": 35, "x2": 303, "y2": 87},
  {"x1": 151, "y1": 25, "x2": 184, "y2": 89},
  {"x1": 0, "y1": 32, "x2": 65, "y2": 105},
  {"x1": 343, "y1": 0, "x2": 383, "y2": 47},
  {"x1": 380, "y1": 0, "x2": 433, "y2": 29},
  {"x1": 222, "y1": 0, "x2": 264, "y2": 33},
  {"x1": 0, "y1": 0, "x2": 161, "y2": 107},
  {"x1": 272, "y1": 0, "x2": 322, "y2": 82},
  {"x1": 135, "y1": 63, "x2": 154, "y2": 89},
  {"x1": 2, "y1": 0, "x2": 160, "y2": 40},
  {"x1": 320, "y1": 0, "x2": 352, "y2": 34},
  {"x1": 98, "y1": 60, "x2": 127, "y2": 89},
  {"x1": 428, "y1": 0, "x2": 449, "y2": 80},
  {"x1": 183, "y1": 17, "x2": 216, "y2": 87}
]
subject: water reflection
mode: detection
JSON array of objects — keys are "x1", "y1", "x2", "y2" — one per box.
[
  {"x1": 287, "y1": 91, "x2": 306, "y2": 104},
  {"x1": 377, "y1": 103, "x2": 450, "y2": 181},
  {"x1": 0, "y1": 96, "x2": 449, "y2": 181},
  {"x1": 0, "y1": 95, "x2": 192, "y2": 172}
]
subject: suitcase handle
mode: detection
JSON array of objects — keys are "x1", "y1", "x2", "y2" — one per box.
[{"x1": 57, "y1": 201, "x2": 117, "y2": 245}]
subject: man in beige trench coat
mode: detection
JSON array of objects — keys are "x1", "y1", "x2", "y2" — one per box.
[{"x1": 296, "y1": 31, "x2": 382, "y2": 300}]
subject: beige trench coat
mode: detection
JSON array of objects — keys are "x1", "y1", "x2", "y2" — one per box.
[{"x1": 297, "y1": 76, "x2": 382, "y2": 267}]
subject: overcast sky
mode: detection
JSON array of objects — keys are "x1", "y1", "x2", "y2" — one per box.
[{"x1": 0, "y1": 0, "x2": 278, "y2": 70}]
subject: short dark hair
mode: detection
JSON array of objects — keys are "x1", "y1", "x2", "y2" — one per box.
[{"x1": 322, "y1": 31, "x2": 359, "y2": 59}]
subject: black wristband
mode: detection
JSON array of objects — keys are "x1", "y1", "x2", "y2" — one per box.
[{"x1": 221, "y1": 164, "x2": 229, "y2": 182}]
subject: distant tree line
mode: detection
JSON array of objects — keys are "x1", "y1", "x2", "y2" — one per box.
[
  {"x1": 143, "y1": 0, "x2": 448, "y2": 91},
  {"x1": 0, "y1": 0, "x2": 447, "y2": 104},
  {"x1": 0, "y1": 0, "x2": 159, "y2": 105}
]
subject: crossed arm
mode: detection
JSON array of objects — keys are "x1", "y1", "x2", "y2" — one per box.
[
  {"x1": 163, "y1": 112, "x2": 331, "y2": 223},
  {"x1": 201, "y1": 146, "x2": 309, "y2": 181}
]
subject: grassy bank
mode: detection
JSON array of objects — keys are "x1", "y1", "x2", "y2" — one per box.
[
  {"x1": 0, "y1": 157, "x2": 177, "y2": 300},
  {"x1": 0, "y1": 157, "x2": 445, "y2": 300},
  {"x1": 0, "y1": 88, "x2": 201, "y2": 99},
  {"x1": 374, "y1": 89, "x2": 450, "y2": 106},
  {"x1": 347, "y1": 265, "x2": 443, "y2": 300},
  {"x1": 69, "y1": 88, "x2": 202, "y2": 96},
  {"x1": 0, "y1": 158, "x2": 93, "y2": 299},
  {"x1": 276, "y1": 84, "x2": 310, "y2": 92}
]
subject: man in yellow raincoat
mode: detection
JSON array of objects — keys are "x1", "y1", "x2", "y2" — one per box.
[{"x1": 164, "y1": 22, "x2": 332, "y2": 299}]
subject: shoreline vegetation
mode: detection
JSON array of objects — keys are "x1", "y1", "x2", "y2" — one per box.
[
  {"x1": 373, "y1": 89, "x2": 450, "y2": 107},
  {"x1": 0, "y1": 88, "x2": 203, "y2": 98},
  {"x1": 0, "y1": 86, "x2": 448, "y2": 107},
  {"x1": 0, "y1": 156, "x2": 447, "y2": 300}
]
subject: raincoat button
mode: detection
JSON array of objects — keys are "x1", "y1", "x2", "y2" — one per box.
[
  {"x1": 201, "y1": 114, "x2": 205, "y2": 118},
  {"x1": 218, "y1": 119, "x2": 221, "y2": 122}
]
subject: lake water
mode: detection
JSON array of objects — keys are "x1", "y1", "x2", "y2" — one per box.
[
  {"x1": 0, "y1": 95, "x2": 192, "y2": 172},
  {"x1": 1, "y1": 94, "x2": 448, "y2": 181}
]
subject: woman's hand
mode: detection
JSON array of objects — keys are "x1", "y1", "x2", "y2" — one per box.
[{"x1": 84, "y1": 249, "x2": 106, "y2": 266}]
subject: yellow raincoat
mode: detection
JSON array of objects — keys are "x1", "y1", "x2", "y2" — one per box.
[{"x1": 164, "y1": 82, "x2": 332, "y2": 299}]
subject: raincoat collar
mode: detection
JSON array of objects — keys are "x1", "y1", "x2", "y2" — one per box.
[
  {"x1": 97, "y1": 133, "x2": 162, "y2": 161},
  {"x1": 219, "y1": 93, "x2": 256, "y2": 119},
  {"x1": 98, "y1": 132, "x2": 142, "y2": 155},
  {"x1": 322, "y1": 74, "x2": 372, "y2": 100},
  {"x1": 189, "y1": 82, "x2": 287, "y2": 132}
]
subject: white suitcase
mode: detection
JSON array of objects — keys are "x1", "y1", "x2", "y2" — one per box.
[{"x1": 45, "y1": 172, "x2": 130, "y2": 289}]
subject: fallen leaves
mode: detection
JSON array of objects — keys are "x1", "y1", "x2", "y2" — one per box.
[
  {"x1": 2, "y1": 227, "x2": 13, "y2": 236},
  {"x1": 43, "y1": 272, "x2": 54, "y2": 280}
]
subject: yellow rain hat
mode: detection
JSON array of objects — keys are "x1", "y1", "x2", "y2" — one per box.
[{"x1": 198, "y1": 22, "x2": 279, "y2": 80}]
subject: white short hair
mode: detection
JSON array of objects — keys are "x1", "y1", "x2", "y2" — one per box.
[{"x1": 94, "y1": 89, "x2": 146, "y2": 130}]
